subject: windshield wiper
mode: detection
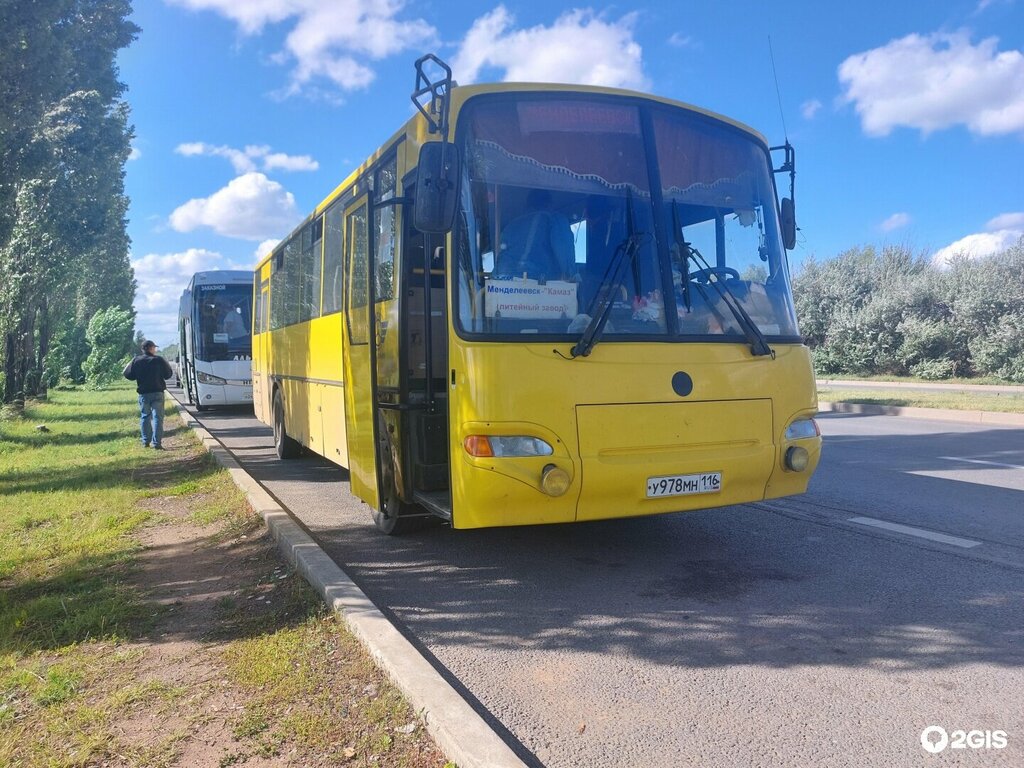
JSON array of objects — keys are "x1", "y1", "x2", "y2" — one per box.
[
  {"x1": 673, "y1": 202, "x2": 774, "y2": 358},
  {"x1": 570, "y1": 192, "x2": 646, "y2": 358}
]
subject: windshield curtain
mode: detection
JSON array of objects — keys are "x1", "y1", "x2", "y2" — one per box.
[
  {"x1": 651, "y1": 106, "x2": 799, "y2": 339},
  {"x1": 194, "y1": 284, "x2": 253, "y2": 361},
  {"x1": 453, "y1": 95, "x2": 799, "y2": 342}
]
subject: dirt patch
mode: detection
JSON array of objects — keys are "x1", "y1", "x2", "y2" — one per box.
[{"x1": 82, "y1": 432, "x2": 449, "y2": 767}]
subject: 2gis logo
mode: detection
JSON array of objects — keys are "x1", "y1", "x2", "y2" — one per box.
[{"x1": 921, "y1": 725, "x2": 1008, "y2": 754}]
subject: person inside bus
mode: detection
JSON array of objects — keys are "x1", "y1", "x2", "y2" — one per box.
[
  {"x1": 576, "y1": 194, "x2": 626, "y2": 310},
  {"x1": 494, "y1": 189, "x2": 575, "y2": 282},
  {"x1": 218, "y1": 299, "x2": 248, "y2": 341}
]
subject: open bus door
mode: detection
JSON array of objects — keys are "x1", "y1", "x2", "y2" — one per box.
[
  {"x1": 256, "y1": 278, "x2": 269, "y2": 421},
  {"x1": 342, "y1": 195, "x2": 379, "y2": 511}
]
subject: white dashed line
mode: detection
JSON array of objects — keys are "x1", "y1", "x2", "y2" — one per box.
[
  {"x1": 938, "y1": 456, "x2": 1024, "y2": 471},
  {"x1": 847, "y1": 516, "x2": 982, "y2": 549}
]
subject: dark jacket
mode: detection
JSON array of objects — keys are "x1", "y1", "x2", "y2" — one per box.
[{"x1": 123, "y1": 353, "x2": 173, "y2": 394}]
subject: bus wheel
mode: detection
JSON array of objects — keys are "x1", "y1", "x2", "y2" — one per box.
[
  {"x1": 373, "y1": 461, "x2": 420, "y2": 536},
  {"x1": 273, "y1": 390, "x2": 300, "y2": 459}
]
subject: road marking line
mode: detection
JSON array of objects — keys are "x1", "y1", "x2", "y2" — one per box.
[
  {"x1": 938, "y1": 456, "x2": 1024, "y2": 471},
  {"x1": 847, "y1": 516, "x2": 982, "y2": 548}
]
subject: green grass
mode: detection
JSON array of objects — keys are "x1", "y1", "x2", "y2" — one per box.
[
  {"x1": 0, "y1": 383, "x2": 450, "y2": 768},
  {"x1": 2, "y1": 387, "x2": 183, "y2": 653},
  {"x1": 222, "y1": 608, "x2": 434, "y2": 765},
  {"x1": 0, "y1": 385, "x2": 224, "y2": 654},
  {"x1": 0, "y1": 385, "x2": 215, "y2": 767},
  {"x1": 819, "y1": 387, "x2": 1024, "y2": 414},
  {"x1": 816, "y1": 373, "x2": 1019, "y2": 386}
]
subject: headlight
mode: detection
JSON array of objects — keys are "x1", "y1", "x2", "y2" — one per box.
[
  {"x1": 463, "y1": 435, "x2": 554, "y2": 458},
  {"x1": 540, "y1": 464, "x2": 571, "y2": 496},
  {"x1": 785, "y1": 418, "x2": 819, "y2": 440},
  {"x1": 785, "y1": 446, "x2": 810, "y2": 472},
  {"x1": 197, "y1": 371, "x2": 227, "y2": 385}
]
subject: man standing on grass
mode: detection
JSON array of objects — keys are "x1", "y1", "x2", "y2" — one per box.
[{"x1": 123, "y1": 340, "x2": 173, "y2": 449}]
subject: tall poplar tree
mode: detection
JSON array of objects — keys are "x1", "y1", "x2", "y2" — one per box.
[{"x1": 0, "y1": 0, "x2": 138, "y2": 402}]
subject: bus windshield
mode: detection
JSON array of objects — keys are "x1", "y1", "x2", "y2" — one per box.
[
  {"x1": 454, "y1": 95, "x2": 799, "y2": 342},
  {"x1": 194, "y1": 283, "x2": 253, "y2": 361}
]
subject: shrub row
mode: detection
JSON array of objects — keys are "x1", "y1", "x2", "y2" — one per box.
[{"x1": 792, "y1": 239, "x2": 1024, "y2": 382}]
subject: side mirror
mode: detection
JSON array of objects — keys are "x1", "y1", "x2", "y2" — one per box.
[
  {"x1": 413, "y1": 142, "x2": 460, "y2": 234},
  {"x1": 780, "y1": 197, "x2": 796, "y2": 251}
]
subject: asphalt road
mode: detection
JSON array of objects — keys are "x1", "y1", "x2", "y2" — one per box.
[{"x1": 171, "y1": 389, "x2": 1024, "y2": 768}]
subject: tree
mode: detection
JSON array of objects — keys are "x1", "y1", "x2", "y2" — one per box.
[
  {"x1": 0, "y1": 1, "x2": 139, "y2": 402},
  {"x1": 83, "y1": 306, "x2": 133, "y2": 388}
]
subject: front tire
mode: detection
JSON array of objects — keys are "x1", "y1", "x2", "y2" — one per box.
[
  {"x1": 273, "y1": 390, "x2": 300, "y2": 459},
  {"x1": 373, "y1": 459, "x2": 421, "y2": 535}
]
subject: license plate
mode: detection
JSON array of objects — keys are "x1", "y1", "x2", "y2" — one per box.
[{"x1": 646, "y1": 472, "x2": 721, "y2": 498}]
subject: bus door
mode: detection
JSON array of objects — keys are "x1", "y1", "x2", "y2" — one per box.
[
  {"x1": 401, "y1": 208, "x2": 451, "y2": 514},
  {"x1": 182, "y1": 311, "x2": 196, "y2": 404},
  {"x1": 256, "y1": 278, "x2": 269, "y2": 419},
  {"x1": 342, "y1": 196, "x2": 379, "y2": 509}
]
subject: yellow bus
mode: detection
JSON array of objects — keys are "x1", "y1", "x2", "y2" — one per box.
[{"x1": 252, "y1": 55, "x2": 821, "y2": 534}]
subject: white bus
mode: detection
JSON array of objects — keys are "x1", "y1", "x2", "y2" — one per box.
[{"x1": 178, "y1": 270, "x2": 254, "y2": 411}]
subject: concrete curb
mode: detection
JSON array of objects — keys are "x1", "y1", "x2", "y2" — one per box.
[
  {"x1": 819, "y1": 400, "x2": 1024, "y2": 427},
  {"x1": 165, "y1": 394, "x2": 528, "y2": 768}
]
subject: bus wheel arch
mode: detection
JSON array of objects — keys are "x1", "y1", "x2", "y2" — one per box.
[{"x1": 272, "y1": 386, "x2": 300, "y2": 459}]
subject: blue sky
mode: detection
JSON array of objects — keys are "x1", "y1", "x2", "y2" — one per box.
[{"x1": 120, "y1": 0, "x2": 1024, "y2": 345}]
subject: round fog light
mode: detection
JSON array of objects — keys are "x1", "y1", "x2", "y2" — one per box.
[
  {"x1": 540, "y1": 464, "x2": 571, "y2": 496},
  {"x1": 785, "y1": 446, "x2": 810, "y2": 472}
]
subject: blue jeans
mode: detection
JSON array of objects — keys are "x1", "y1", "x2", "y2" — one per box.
[{"x1": 139, "y1": 392, "x2": 165, "y2": 447}]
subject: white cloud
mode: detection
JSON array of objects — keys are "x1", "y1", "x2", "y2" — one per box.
[
  {"x1": 175, "y1": 142, "x2": 206, "y2": 157},
  {"x1": 880, "y1": 212, "x2": 911, "y2": 232},
  {"x1": 801, "y1": 99, "x2": 822, "y2": 120},
  {"x1": 131, "y1": 248, "x2": 249, "y2": 344},
  {"x1": 986, "y1": 211, "x2": 1024, "y2": 230},
  {"x1": 164, "y1": 0, "x2": 294, "y2": 34},
  {"x1": 165, "y1": 0, "x2": 436, "y2": 96},
  {"x1": 932, "y1": 230, "x2": 1022, "y2": 266},
  {"x1": 975, "y1": 0, "x2": 1000, "y2": 12},
  {"x1": 263, "y1": 152, "x2": 319, "y2": 172},
  {"x1": 838, "y1": 31, "x2": 1024, "y2": 137},
  {"x1": 169, "y1": 172, "x2": 301, "y2": 241},
  {"x1": 175, "y1": 142, "x2": 318, "y2": 173},
  {"x1": 451, "y1": 6, "x2": 648, "y2": 90},
  {"x1": 932, "y1": 212, "x2": 1024, "y2": 267},
  {"x1": 128, "y1": 146, "x2": 142, "y2": 161},
  {"x1": 668, "y1": 33, "x2": 693, "y2": 49},
  {"x1": 254, "y1": 238, "x2": 280, "y2": 260}
]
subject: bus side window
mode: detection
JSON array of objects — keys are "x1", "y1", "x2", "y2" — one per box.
[
  {"x1": 254, "y1": 285, "x2": 263, "y2": 335},
  {"x1": 346, "y1": 204, "x2": 370, "y2": 344},
  {"x1": 323, "y1": 202, "x2": 344, "y2": 315}
]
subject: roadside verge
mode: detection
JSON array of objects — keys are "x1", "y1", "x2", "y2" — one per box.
[
  {"x1": 818, "y1": 400, "x2": 1024, "y2": 427},
  {"x1": 166, "y1": 393, "x2": 528, "y2": 768}
]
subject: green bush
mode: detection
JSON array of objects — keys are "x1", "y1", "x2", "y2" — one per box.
[
  {"x1": 83, "y1": 307, "x2": 134, "y2": 389},
  {"x1": 969, "y1": 314, "x2": 1024, "y2": 382},
  {"x1": 792, "y1": 239, "x2": 1024, "y2": 382},
  {"x1": 909, "y1": 358, "x2": 956, "y2": 380}
]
